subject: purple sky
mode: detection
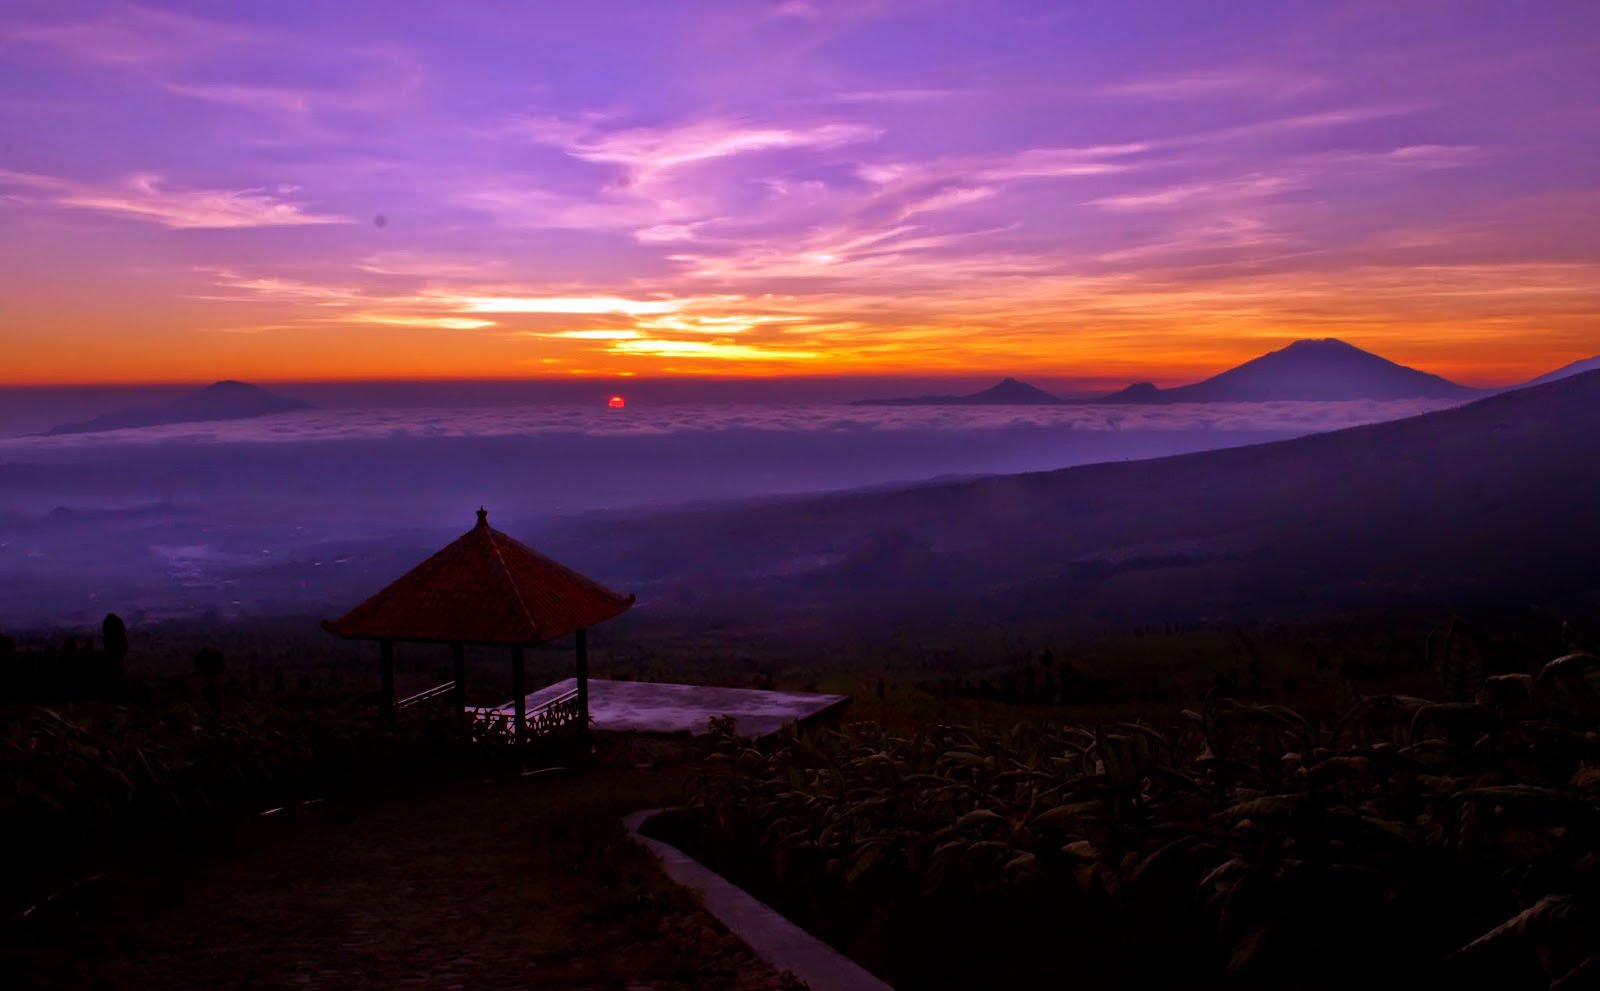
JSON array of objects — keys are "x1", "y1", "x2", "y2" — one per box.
[{"x1": 1, "y1": 0, "x2": 1597, "y2": 385}]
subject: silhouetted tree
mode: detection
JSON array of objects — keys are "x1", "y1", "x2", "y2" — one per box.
[
  {"x1": 195, "y1": 647, "x2": 225, "y2": 709},
  {"x1": 101, "y1": 613, "x2": 128, "y2": 691},
  {"x1": 0, "y1": 634, "x2": 15, "y2": 699}
]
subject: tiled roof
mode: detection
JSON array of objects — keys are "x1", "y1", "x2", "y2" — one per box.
[{"x1": 323, "y1": 509, "x2": 634, "y2": 645}]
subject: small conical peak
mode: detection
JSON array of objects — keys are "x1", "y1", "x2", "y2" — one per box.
[{"x1": 476, "y1": 506, "x2": 489, "y2": 528}]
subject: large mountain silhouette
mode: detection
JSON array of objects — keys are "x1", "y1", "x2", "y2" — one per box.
[
  {"x1": 1102, "y1": 338, "x2": 1477, "y2": 403},
  {"x1": 46, "y1": 381, "x2": 311, "y2": 436},
  {"x1": 551, "y1": 370, "x2": 1600, "y2": 637},
  {"x1": 853, "y1": 377, "x2": 1063, "y2": 405}
]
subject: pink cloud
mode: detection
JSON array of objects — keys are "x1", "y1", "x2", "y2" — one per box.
[
  {"x1": 1088, "y1": 174, "x2": 1302, "y2": 211},
  {"x1": 1100, "y1": 69, "x2": 1325, "y2": 101},
  {"x1": 0, "y1": 170, "x2": 350, "y2": 228},
  {"x1": 3, "y1": 4, "x2": 258, "y2": 66},
  {"x1": 501, "y1": 115, "x2": 881, "y2": 179}
]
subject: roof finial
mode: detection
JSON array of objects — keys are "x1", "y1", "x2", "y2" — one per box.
[{"x1": 476, "y1": 506, "x2": 488, "y2": 528}]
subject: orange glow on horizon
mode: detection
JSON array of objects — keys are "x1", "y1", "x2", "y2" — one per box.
[
  {"x1": 0, "y1": 339, "x2": 1589, "y2": 390},
  {"x1": 4, "y1": 261, "x2": 1594, "y2": 389}
]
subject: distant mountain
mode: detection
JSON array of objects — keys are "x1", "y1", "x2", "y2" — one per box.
[
  {"x1": 551, "y1": 370, "x2": 1600, "y2": 638},
  {"x1": 1101, "y1": 338, "x2": 1478, "y2": 403},
  {"x1": 853, "y1": 377, "x2": 1064, "y2": 406},
  {"x1": 46, "y1": 381, "x2": 311, "y2": 436},
  {"x1": 1514, "y1": 355, "x2": 1600, "y2": 391}
]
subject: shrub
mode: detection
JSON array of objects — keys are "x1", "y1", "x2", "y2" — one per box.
[{"x1": 671, "y1": 652, "x2": 1600, "y2": 989}]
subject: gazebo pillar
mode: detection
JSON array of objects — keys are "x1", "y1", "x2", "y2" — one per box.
[
  {"x1": 575, "y1": 627, "x2": 590, "y2": 730},
  {"x1": 451, "y1": 643, "x2": 466, "y2": 714},
  {"x1": 510, "y1": 646, "x2": 527, "y2": 751},
  {"x1": 379, "y1": 639, "x2": 395, "y2": 717}
]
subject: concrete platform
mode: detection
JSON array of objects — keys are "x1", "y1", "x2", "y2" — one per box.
[{"x1": 512, "y1": 678, "x2": 849, "y2": 737}]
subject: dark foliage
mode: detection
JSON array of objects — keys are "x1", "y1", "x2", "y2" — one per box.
[
  {"x1": 0, "y1": 615, "x2": 132, "y2": 703},
  {"x1": 0, "y1": 698, "x2": 533, "y2": 923},
  {"x1": 668, "y1": 649, "x2": 1600, "y2": 990}
]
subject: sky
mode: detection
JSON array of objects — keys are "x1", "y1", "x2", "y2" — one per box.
[{"x1": 1, "y1": 0, "x2": 1596, "y2": 387}]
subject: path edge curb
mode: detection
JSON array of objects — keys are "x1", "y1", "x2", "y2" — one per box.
[{"x1": 623, "y1": 808, "x2": 894, "y2": 991}]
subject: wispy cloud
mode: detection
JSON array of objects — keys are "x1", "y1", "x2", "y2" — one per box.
[
  {"x1": 158, "y1": 44, "x2": 424, "y2": 122},
  {"x1": 453, "y1": 295, "x2": 684, "y2": 316},
  {"x1": 607, "y1": 337, "x2": 819, "y2": 360},
  {"x1": 1101, "y1": 69, "x2": 1325, "y2": 101},
  {"x1": 499, "y1": 115, "x2": 880, "y2": 179},
  {"x1": 771, "y1": 1, "x2": 823, "y2": 20},
  {"x1": 0, "y1": 171, "x2": 350, "y2": 229},
  {"x1": 2, "y1": 3, "x2": 258, "y2": 66},
  {"x1": 534, "y1": 329, "x2": 644, "y2": 340},
  {"x1": 1308, "y1": 144, "x2": 1488, "y2": 170},
  {"x1": 461, "y1": 115, "x2": 882, "y2": 240},
  {"x1": 7, "y1": 5, "x2": 422, "y2": 153},
  {"x1": 1088, "y1": 174, "x2": 1302, "y2": 211},
  {"x1": 830, "y1": 87, "x2": 980, "y2": 104},
  {"x1": 346, "y1": 314, "x2": 496, "y2": 331}
]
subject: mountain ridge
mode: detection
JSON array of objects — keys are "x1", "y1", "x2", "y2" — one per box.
[
  {"x1": 852, "y1": 338, "x2": 1477, "y2": 406},
  {"x1": 852, "y1": 376, "x2": 1064, "y2": 406},
  {"x1": 45, "y1": 380, "x2": 312, "y2": 436},
  {"x1": 1100, "y1": 338, "x2": 1477, "y2": 403}
]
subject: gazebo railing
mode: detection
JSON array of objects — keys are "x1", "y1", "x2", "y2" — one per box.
[
  {"x1": 398, "y1": 680, "x2": 457, "y2": 710},
  {"x1": 470, "y1": 687, "x2": 584, "y2": 741}
]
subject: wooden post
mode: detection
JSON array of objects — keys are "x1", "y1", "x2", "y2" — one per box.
[
  {"x1": 575, "y1": 627, "x2": 590, "y2": 732},
  {"x1": 451, "y1": 643, "x2": 466, "y2": 715},
  {"x1": 379, "y1": 639, "x2": 395, "y2": 720},
  {"x1": 511, "y1": 646, "x2": 527, "y2": 753}
]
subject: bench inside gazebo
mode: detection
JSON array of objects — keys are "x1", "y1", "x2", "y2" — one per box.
[{"x1": 323, "y1": 508, "x2": 634, "y2": 749}]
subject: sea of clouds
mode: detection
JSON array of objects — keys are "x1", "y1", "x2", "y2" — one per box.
[
  {"x1": 0, "y1": 397, "x2": 1463, "y2": 627},
  {"x1": 0, "y1": 397, "x2": 1457, "y2": 449}
]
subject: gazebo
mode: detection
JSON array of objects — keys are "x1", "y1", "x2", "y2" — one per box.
[{"x1": 323, "y1": 508, "x2": 635, "y2": 748}]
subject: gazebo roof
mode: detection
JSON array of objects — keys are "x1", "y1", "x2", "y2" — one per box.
[{"x1": 323, "y1": 509, "x2": 635, "y2": 646}]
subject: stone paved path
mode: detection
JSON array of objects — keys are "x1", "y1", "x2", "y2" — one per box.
[{"x1": 8, "y1": 752, "x2": 802, "y2": 991}]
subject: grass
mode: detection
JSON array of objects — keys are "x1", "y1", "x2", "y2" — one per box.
[{"x1": 657, "y1": 644, "x2": 1600, "y2": 990}]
